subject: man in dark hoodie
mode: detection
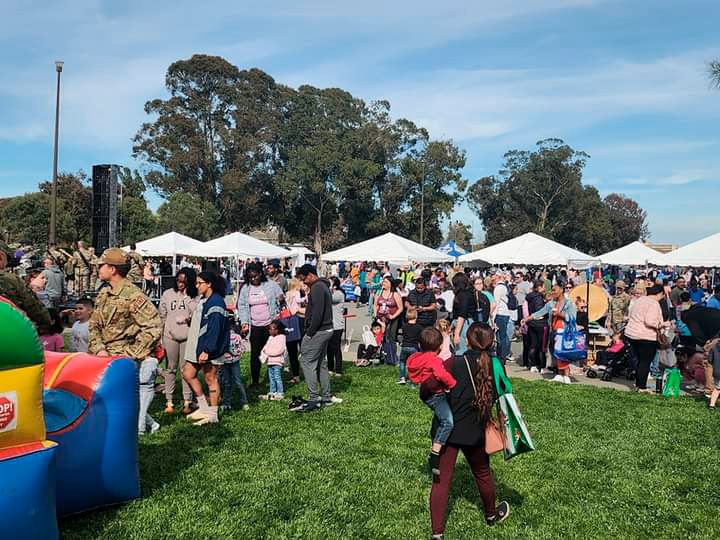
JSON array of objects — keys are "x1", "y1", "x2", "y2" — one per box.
[
  {"x1": 42, "y1": 256, "x2": 65, "y2": 307},
  {"x1": 294, "y1": 264, "x2": 337, "y2": 413}
]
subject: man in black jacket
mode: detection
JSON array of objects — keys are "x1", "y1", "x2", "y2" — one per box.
[{"x1": 294, "y1": 264, "x2": 336, "y2": 412}]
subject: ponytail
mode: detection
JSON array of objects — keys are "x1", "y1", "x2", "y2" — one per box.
[{"x1": 466, "y1": 322, "x2": 496, "y2": 425}]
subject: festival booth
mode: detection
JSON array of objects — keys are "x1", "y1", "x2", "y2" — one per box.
[
  {"x1": 458, "y1": 232, "x2": 595, "y2": 267},
  {"x1": 322, "y1": 232, "x2": 453, "y2": 265},
  {"x1": 204, "y1": 232, "x2": 292, "y2": 259},
  {"x1": 656, "y1": 232, "x2": 720, "y2": 267},
  {"x1": 598, "y1": 241, "x2": 664, "y2": 267},
  {"x1": 122, "y1": 231, "x2": 213, "y2": 260}
]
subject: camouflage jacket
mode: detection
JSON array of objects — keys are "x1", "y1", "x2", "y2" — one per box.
[
  {"x1": 127, "y1": 251, "x2": 144, "y2": 282},
  {"x1": 609, "y1": 292, "x2": 630, "y2": 328},
  {"x1": 88, "y1": 278, "x2": 162, "y2": 360},
  {"x1": 0, "y1": 269, "x2": 52, "y2": 334}
]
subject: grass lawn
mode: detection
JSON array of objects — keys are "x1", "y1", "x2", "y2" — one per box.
[{"x1": 60, "y1": 363, "x2": 720, "y2": 539}]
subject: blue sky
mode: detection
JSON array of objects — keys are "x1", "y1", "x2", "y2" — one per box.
[{"x1": 2, "y1": 0, "x2": 719, "y2": 245}]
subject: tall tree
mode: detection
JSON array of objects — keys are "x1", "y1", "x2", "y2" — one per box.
[
  {"x1": 38, "y1": 171, "x2": 92, "y2": 244},
  {"x1": 445, "y1": 221, "x2": 473, "y2": 249},
  {"x1": 0, "y1": 193, "x2": 74, "y2": 247},
  {"x1": 467, "y1": 139, "x2": 640, "y2": 254},
  {"x1": 116, "y1": 168, "x2": 156, "y2": 245},
  {"x1": 155, "y1": 192, "x2": 221, "y2": 241},
  {"x1": 604, "y1": 193, "x2": 650, "y2": 245},
  {"x1": 709, "y1": 60, "x2": 720, "y2": 89}
]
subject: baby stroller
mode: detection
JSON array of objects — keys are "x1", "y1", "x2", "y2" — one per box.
[
  {"x1": 586, "y1": 334, "x2": 636, "y2": 381},
  {"x1": 356, "y1": 325, "x2": 387, "y2": 367}
]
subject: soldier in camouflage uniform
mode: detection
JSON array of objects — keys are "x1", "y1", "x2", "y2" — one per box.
[
  {"x1": 73, "y1": 240, "x2": 94, "y2": 295},
  {"x1": 0, "y1": 240, "x2": 52, "y2": 334},
  {"x1": 88, "y1": 247, "x2": 100, "y2": 291},
  {"x1": 127, "y1": 243, "x2": 144, "y2": 285},
  {"x1": 608, "y1": 280, "x2": 630, "y2": 333},
  {"x1": 88, "y1": 248, "x2": 163, "y2": 435}
]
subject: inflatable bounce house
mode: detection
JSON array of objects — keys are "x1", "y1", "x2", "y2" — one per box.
[
  {"x1": 0, "y1": 297, "x2": 142, "y2": 537},
  {"x1": 44, "y1": 350, "x2": 140, "y2": 516},
  {"x1": 0, "y1": 299, "x2": 59, "y2": 539}
]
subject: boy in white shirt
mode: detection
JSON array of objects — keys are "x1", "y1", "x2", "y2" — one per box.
[{"x1": 70, "y1": 297, "x2": 94, "y2": 352}]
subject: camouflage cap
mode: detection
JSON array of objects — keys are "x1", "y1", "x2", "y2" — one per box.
[
  {"x1": 100, "y1": 248, "x2": 129, "y2": 266},
  {"x1": 615, "y1": 280, "x2": 626, "y2": 289}
]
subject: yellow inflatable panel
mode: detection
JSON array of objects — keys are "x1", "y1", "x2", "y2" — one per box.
[{"x1": 0, "y1": 364, "x2": 45, "y2": 449}]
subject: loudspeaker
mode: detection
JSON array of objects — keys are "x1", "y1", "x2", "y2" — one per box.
[{"x1": 91, "y1": 165, "x2": 119, "y2": 254}]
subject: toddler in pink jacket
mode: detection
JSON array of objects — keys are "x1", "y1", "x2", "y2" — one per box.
[{"x1": 260, "y1": 320, "x2": 287, "y2": 400}]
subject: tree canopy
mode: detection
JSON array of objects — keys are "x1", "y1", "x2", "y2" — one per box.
[
  {"x1": 467, "y1": 139, "x2": 649, "y2": 255},
  {"x1": 134, "y1": 54, "x2": 467, "y2": 254}
]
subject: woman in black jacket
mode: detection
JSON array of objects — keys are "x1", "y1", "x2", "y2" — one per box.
[
  {"x1": 525, "y1": 280, "x2": 550, "y2": 373},
  {"x1": 429, "y1": 322, "x2": 510, "y2": 539}
]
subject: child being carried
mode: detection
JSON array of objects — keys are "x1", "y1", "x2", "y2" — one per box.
[{"x1": 407, "y1": 326, "x2": 457, "y2": 479}]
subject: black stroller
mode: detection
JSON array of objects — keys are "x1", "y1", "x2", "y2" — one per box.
[{"x1": 586, "y1": 333, "x2": 636, "y2": 381}]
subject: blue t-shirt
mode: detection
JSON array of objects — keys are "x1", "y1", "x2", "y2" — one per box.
[
  {"x1": 707, "y1": 296, "x2": 720, "y2": 310},
  {"x1": 689, "y1": 288, "x2": 705, "y2": 304}
]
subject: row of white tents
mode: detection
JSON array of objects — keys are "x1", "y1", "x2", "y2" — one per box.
[{"x1": 126, "y1": 230, "x2": 720, "y2": 268}]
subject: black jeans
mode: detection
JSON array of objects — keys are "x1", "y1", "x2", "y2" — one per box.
[
  {"x1": 327, "y1": 329, "x2": 344, "y2": 374},
  {"x1": 628, "y1": 338, "x2": 657, "y2": 389},
  {"x1": 249, "y1": 324, "x2": 270, "y2": 385},
  {"x1": 528, "y1": 325, "x2": 546, "y2": 369},
  {"x1": 286, "y1": 316, "x2": 304, "y2": 378}
]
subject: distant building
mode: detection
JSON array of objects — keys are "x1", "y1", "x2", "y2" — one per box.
[{"x1": 644, "y1": 242, "x2": 678, "y2": 254}]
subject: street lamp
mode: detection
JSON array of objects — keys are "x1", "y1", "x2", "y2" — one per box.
[{"x1": 49, "y1": 60, "x2": 63, "y2": 245}]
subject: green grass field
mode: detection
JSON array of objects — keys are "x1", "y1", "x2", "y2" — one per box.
[{"x1": 60, "y1": 364, "x2": 720, "y2": 539}]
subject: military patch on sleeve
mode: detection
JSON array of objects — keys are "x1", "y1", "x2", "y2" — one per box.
[{"x1": 130, "y1": 295, "x2": 147, "y2": 312}]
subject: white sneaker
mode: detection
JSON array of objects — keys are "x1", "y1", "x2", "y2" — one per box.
[
  {"x1": 149, "y1": 421, "x2": 160, "y2": 433},
  {"x1": 187, "y1": 409, "x2": 208, "y2": 421},
  {"x1": 563, "y1": 376, "x2": 572, "y2": 384},
  {"x1": 193, "y1": 415, "x2": 219, "y2": 425},
  {"x1": 551, "y1": 375, "x2": 564, "y2": 383},
  {"x1": 541, "y1": 368, "x2": 553, "y2": 375},
  {"x1": 507, "y1": 354, "x2": 515, "y2": 362},
  {"x1": 241, "y1": 404, "x2": 250, "y2": 411},
  {"x1": 530, "y1": 367, "x2": 539, "y2": 374},
  {"x1": 396, "y1": 377, "x2": 406, "y2": 384},
  {"x1": 323, "y1": 396, "x2": 343, "y2": 406}
]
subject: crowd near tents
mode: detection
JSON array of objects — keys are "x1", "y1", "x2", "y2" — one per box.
[{"x1": 123, "y1": 229, "x2": 720, "y2": 272}]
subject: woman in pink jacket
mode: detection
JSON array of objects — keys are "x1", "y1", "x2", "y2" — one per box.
[
  {"x1": 260, "y1": 320, "x2": 287, "y2": 400},
  {"x1": 625, "y1": 284, "x2": 666, "y2": 393}
]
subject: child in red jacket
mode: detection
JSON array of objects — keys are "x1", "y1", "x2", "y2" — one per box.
[{"x1": 407, "y1": 326, "x2": 457, "y2": 479}]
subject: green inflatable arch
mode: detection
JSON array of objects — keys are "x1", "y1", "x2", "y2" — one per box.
[{"x1": 0, "y1": 300, "x2": 44, "y2": 370}]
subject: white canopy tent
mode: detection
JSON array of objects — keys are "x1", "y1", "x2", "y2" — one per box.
[
  {"x1": 286, "y1": 245, "x2": 314, "y2": 266},
  {"x1": 598, "y1": 241, "x2": 664, "y2": 266},
  {"x1": 458, "y1": 232, "x2": 595, "y2": 266},
  {"x1": 322, "y1": 232, "x2": 453, "y2": 264},
  {"x1": 122, "y1": 232, "x2": 213, "y2": 258},
  {"x1": 204, "y1": 232, "x2": 292, "y2": 259},
  {"x1": 657, "y1": 232, "x2": 720, "y2": 267}
]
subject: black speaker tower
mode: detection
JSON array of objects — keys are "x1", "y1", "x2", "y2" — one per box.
[{"x1": 91, "y1": 164, "x2": 119, "y2": 254}]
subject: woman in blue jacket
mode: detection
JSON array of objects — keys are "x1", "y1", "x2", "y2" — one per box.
[
  {"x1": 183, "y1": 271, "x2": 230, "y2": 425},
  {"x1": 236, "y1": 262, "x2": 284, "y2": 386}
]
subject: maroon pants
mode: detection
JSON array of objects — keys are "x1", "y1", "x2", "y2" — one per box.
[{"x1": 430, "y1": 443, "x2": 496, "y2": 535}]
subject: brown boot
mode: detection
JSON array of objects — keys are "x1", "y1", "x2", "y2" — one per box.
[
  {"x1": 181, "y1": 401, "x2": 193, "y2": 415},
  {"x1": 164, "y1": 402, "x2": 174, "y2": 414}
]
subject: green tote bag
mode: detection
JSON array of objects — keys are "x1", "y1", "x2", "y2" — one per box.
[{"x1": 492, "y1": 356, "x2": 536, "y2": 460}]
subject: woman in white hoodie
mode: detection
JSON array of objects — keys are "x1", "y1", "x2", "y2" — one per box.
[{"x1": 159, "y1": 268, "x2": 200, "y2": 414}]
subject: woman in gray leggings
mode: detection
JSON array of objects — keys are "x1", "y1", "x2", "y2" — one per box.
[{"x1": 158, "y1": 268, "x2": 199, "y2": 414}]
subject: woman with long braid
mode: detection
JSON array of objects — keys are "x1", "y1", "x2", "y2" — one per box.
[{"x1": 427, "y1": 322, "x2": 511, "y2": 539}]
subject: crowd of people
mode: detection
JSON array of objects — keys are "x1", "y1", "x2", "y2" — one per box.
[{"x1": 6, "y1": 238, "x2": 720, "y2": 538}]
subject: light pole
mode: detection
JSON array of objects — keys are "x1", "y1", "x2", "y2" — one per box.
[
  {"x1": 49, "y1": 60, "x2": 63, "y2": 245},
  {"x1": 420, "y1": 159, "x2": 425, "y2": 245}
]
